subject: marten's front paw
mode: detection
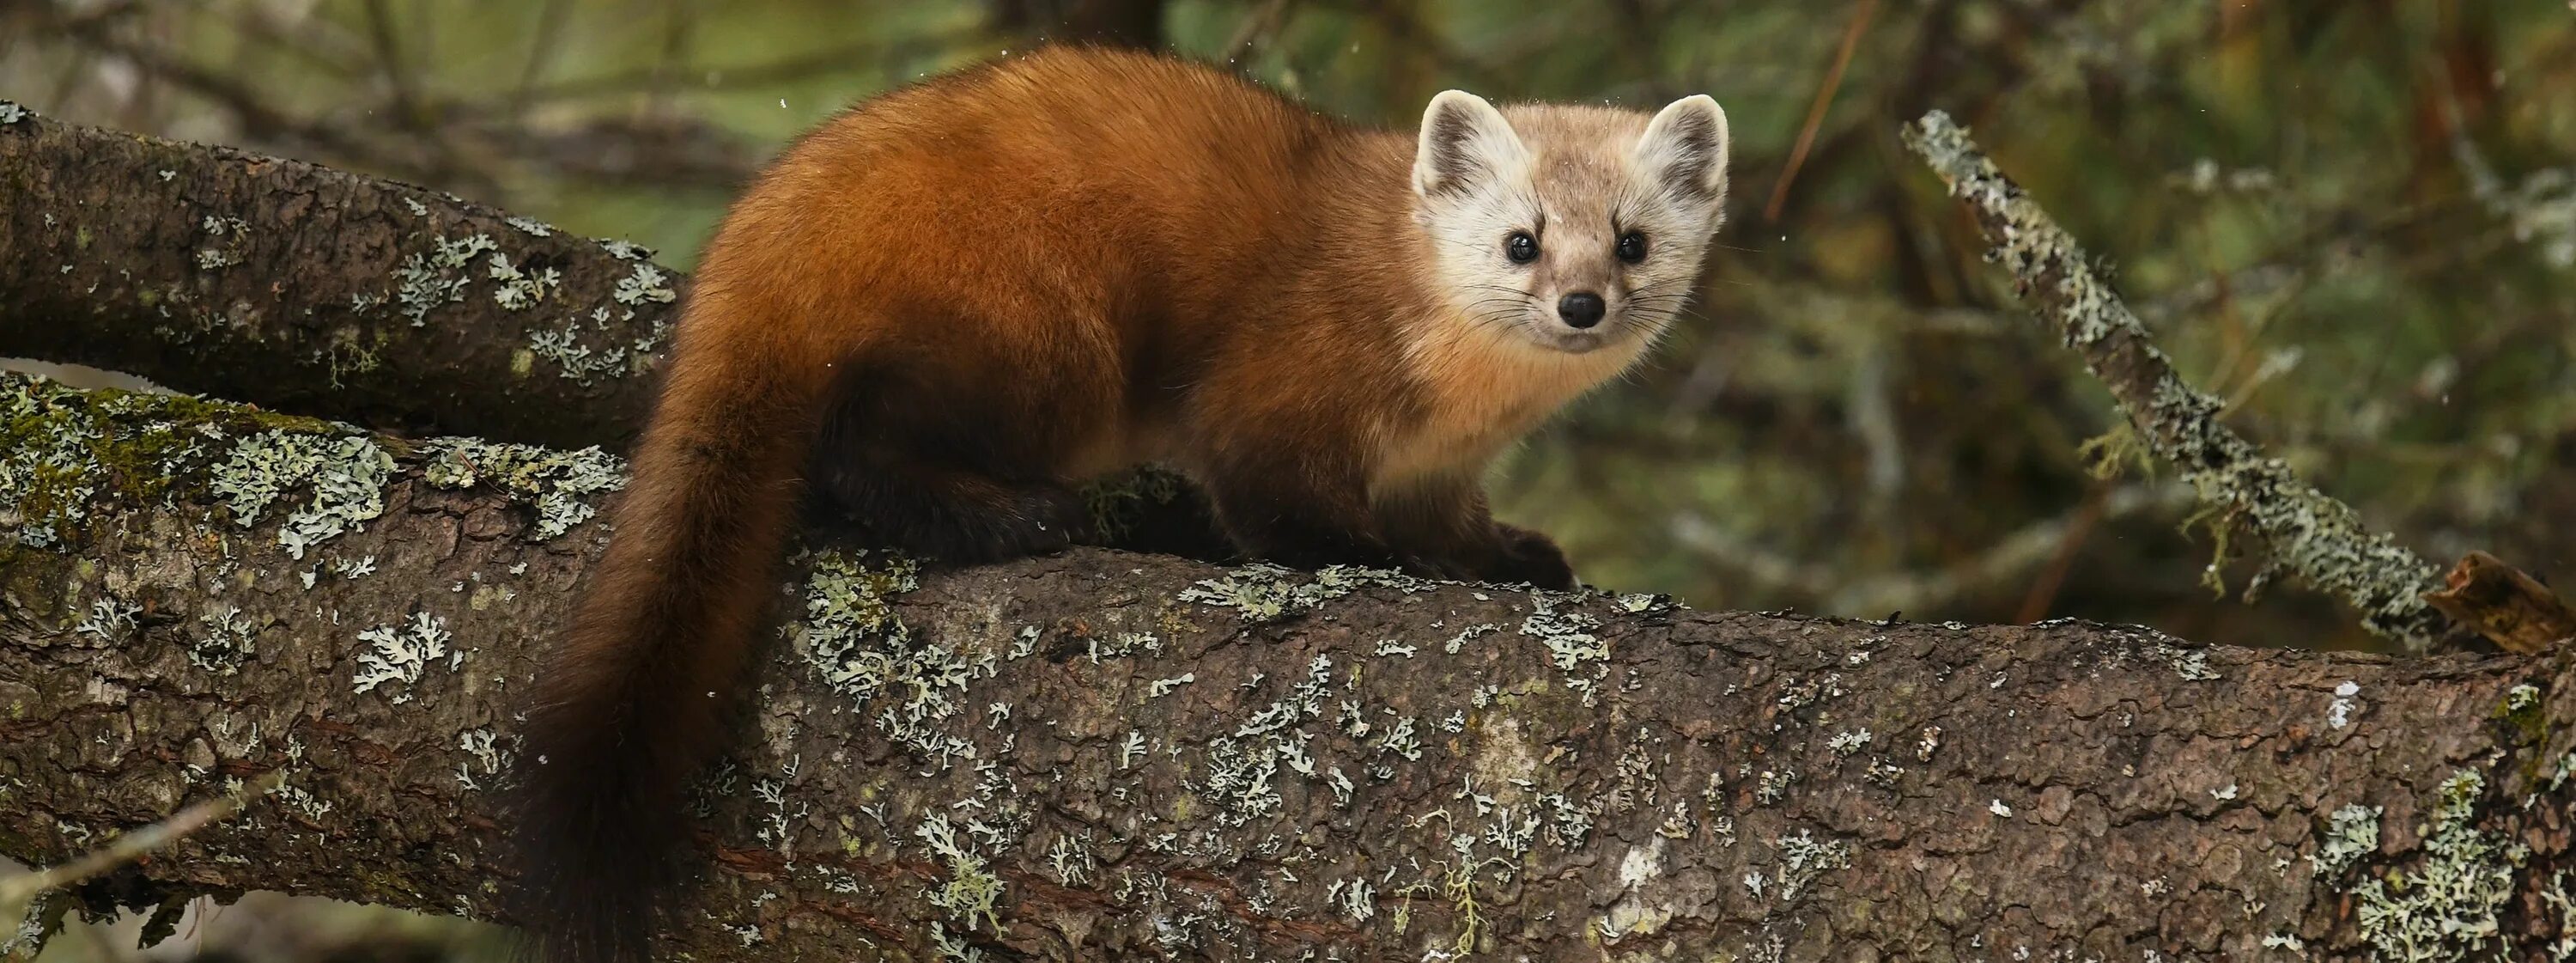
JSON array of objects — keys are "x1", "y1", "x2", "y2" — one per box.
[
  {"x1": 1394, "y1": 552, "x2": 1479, "y2": 583},
  {"x1": 1489, "y1": 523, "x2": 1576, "y2": 590}
]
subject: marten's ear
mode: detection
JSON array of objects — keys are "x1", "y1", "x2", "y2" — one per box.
[
  {"x1": 1413, "y1": 89, "x2": 1528, "y2": 199},
  {"x1": 1635, "y1": 94, "x2": 1730, "y2": 203}
]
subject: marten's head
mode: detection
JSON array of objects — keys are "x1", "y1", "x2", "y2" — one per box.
[{"x1": 1410, "y1": 89, "x2": 1729, "y2": 358}]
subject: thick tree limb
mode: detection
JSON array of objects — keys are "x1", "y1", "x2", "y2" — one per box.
[
  {"x1": 7, "y1": 372, "x2": 2576, "y2": 960},
  {"x1": 0, "y1": 101, "x2": 674, "y2": 450}
]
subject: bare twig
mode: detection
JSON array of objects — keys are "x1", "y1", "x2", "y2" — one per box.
[
  {"x1": 359, "y1": 0, "x2": 423, "y2": 128},
  {"x1": 0, "y1": 771, "x2": 286, "y2": 905},
  {"x1": 1223, "y1": 0, "x2": 1297, "y2": 68},
  {"x1": 1902, "y1": 110, "x2": 2450, "y2": 649},
  {"x1": 1765, "y1": 0, "x2": 1877, "y2": 222},
  {"x1": 509, "y1": 0, "x2": 576, "y2": 119}
]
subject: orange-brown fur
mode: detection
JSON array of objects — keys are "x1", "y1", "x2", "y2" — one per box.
[{"x1": 509, "y1": 46, "x2": 1727, "y2": 963}]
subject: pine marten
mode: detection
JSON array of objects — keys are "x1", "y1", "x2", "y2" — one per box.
[{"x1": 508, "y1": 45, "x2": 1730, "y2": 963}]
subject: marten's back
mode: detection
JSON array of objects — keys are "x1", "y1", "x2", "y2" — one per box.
[{"x1": 688, "y1": 48, "x2": 1419, "y2": 366}]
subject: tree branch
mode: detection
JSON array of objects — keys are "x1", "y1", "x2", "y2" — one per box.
[
  {"x1": 1901, "y1": 110, "x2": 2454, "y2": 652},
  {"x1": 0, "y1": 101, "x2": 674, "y2": 450},
  {"x1": 5, "y1": 370, "x2": 2575, "y2": 959}
]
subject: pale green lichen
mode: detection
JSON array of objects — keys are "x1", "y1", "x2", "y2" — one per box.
[
  {"x1": 526, "y1": 307, "x2": 670, "y2": 383},
  {"x1": 2338, "y1": 770, "x2": 2525, "y2": 960},
  {"x1": 2312, "y1": 802, "x2": 2381, "y2": 878},
  {"x1": 417, "y1": 437, "x2": 626, "y2": 538},
  {"x1": 1826, "y1": 728, "x2": 1872, "y2": 759},
  {"x1": 1194, "y1": 654, "x2": 1339, "y2": 827},
  {"x1": 915, "y1": 814, "x2": 1004, "y2": 933},
  {"x1": 1903, "y1": 110, "x2": 2445, "y2": 649},
  {"x1": 1176, "y1": 563, "x2": 1430, "y2": 622},
  {"x1": 0, "y1": 101, "x2": 30, "y2": 124},
  {"x1": 927, "y1": 922, "x2": 987, "y2": 962},
  {"x1": 455, "y1": 728, "x2": 507, "y2": 791},
  {"x1": 794, "y1": 551, "x2": 984, "y2": 768},
  {"x1": 611, "y1": 262, "x2": 678, "y2": 306},
  {"x1": 2145, "y1": 641, "x2": 2222, "y2": 681},
  {"x1": 393, "y1": 234, "x2": 501, "y2": 325},
  {"x1": 210, "y1": 430, "x2": 393, "y2": 559},
  {"x1": 1, "y1": 380, "x2": 108, "y2": 546},
  {"x1": 1771, "y1": 830, "x2": 1851, "y2": 902},
  {"x1": 72, "y1": 598, "x2": 142, "y2": 640},
  {"x1": 195, "y1": 215, "x2": 250, "y2": 271},
  {"x1": 189, "y1": 605, "x2": 259, "y2": 673},
  {"x1": 2507, "y1": 683, "x2": 2543, "y2": 714},
  {"x1": 3, "y1": 374, "x2": 365, "y2": 552},
  {"x1": 1522, "y1": 590, "x2": 1612, "y2": 704},
  {"x1": 2543, "y1": 871, "x2": 2576, "y2": 960},
  {"x1": 487, "y1": 252, "x2": 562, "y2": 310},
  {"x1": 352, "y1": 611, "x2": 458, "y2": 703}
]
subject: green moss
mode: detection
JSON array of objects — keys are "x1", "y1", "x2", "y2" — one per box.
[
  {"x1": 3, "y1": 377, "x2": 228, "y2": 545},
  {"x1": 1, "y1": 374, "x2": 389, "y2": 558},
  {"x1": 1081, "y1": 465, "x2": 1188, "y2": 540},
  {"x1": 2496, "y1": 682, "x2": 2546, "y2": 741}
]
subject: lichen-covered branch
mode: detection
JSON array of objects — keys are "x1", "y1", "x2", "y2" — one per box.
[
  {"x1": 1901, "y1": 111, "x2": 2451, "y2": 652},
  {"x1": 7, "y1": 371, "x2": 2576, "y2": 960},
  {"x1": 0, "y1": 101, "x2": 676, "y2": 451}
]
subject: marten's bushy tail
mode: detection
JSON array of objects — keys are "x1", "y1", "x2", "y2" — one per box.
[{"x1": 506, "y1": 334, "x2": 819, "y2": 963}]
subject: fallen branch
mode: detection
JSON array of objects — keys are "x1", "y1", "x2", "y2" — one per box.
[
  {"x1": 1902, "y1": 111, "x2": 2454, "y2": 651},
  {"x1": 5, "y1": 371, "x2": 2576, "y2": 959}
]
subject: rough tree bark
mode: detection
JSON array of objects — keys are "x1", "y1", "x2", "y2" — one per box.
[
  {"x1": 7, "y1": 98, "x2": 2576, "y2": 963},
  {"x1": 0, "y1": 102, "x2": 675, "y2": 450},
  {"x1": 6, "y1": 378, "x2": 2576, "y2": 960}
]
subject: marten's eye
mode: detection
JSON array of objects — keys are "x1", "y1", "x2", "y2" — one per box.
[
  {"x1": 1504, "y1": 231, "x2": 1540, "y2": 264},
  {"x1": 1616, "y1": 231, "x2": 1649, "y2": 264}
]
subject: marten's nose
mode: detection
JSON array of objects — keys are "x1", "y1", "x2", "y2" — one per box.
[{"x1": 1558, "y1": 292, "x2": 1606, "y2": 329}]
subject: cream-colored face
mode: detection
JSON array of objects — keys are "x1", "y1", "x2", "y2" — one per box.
[{"x1": 1411, "y1": 90, "x2": 1731, "y2": 357}]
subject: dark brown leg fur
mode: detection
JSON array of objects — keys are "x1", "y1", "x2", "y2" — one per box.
[
  {"x1": 1488, "y1": 521, "x2": 1576, "y2": 589},
  {"x1": 807, "y1": 365, "x2": 1084, "y2": 564},
  {"x1": 807, "y1": 456, "x2": 1084, "y2": 563},
  {"x1": 1198, "y1": 446, "x2": 1411, "y2": 574},
  {"x1": 1375, "y1": 478, "x2": 1577, "y2": 589}
]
